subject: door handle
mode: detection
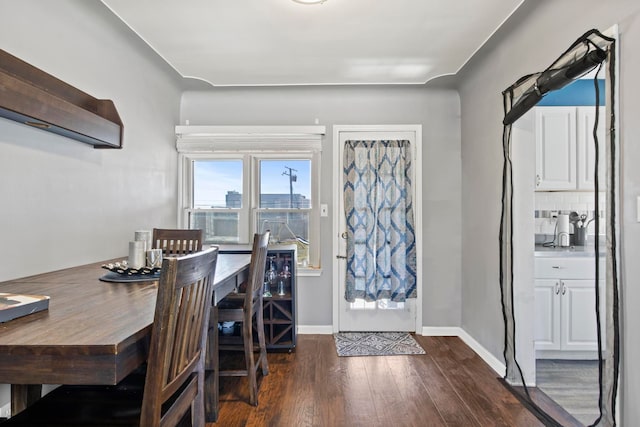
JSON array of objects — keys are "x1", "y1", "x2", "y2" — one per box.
[
  {"x1": 561, "y1": 281, "x2": 566, "y2": 295},
  {"x1": 341, "y1": 232, "x2": 348, "y2": 239},
  {"x1": 536, "y1": 174, "x2": 541, "y2": 187},
  {"x1": 555, "y1": 282, "x2": 560, "y2": 295},
  {"x1": 336, "y1": 255, "x2": 347, "y2": 259}
]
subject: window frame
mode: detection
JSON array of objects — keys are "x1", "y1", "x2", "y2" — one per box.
[
  {"x1": 252, "y1": 152, "x2": 320, "y2": 266},
  {"x1": 176, "y1": 125, "x2": 324, "y2": 268},
  {"x1": 180, "y1": 153, "x2": 251, "y2": 244}
]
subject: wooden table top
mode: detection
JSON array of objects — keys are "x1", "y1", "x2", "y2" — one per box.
[{"x1": 0, "y1": 252, "x2": 251, "y2": 385}]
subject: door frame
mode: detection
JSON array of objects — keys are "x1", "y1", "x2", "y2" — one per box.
[{"x1": 331, "y1": 125, "x2": 423, "y2": 333}]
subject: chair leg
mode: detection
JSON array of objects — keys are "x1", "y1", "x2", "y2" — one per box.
[
  {"x1": 204, "y1": 308, "x2": 219, "y2": 422},
  {"x1": 256, "y1": 306, "x2": 269, "y2": 376},
  {"x1": 243, "y1": 317, "x2": 258, "y2": 406}
]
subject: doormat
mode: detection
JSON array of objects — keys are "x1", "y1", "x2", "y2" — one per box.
[{"x1": 333, "y1": 332, "x2": 425, "y2": 357}]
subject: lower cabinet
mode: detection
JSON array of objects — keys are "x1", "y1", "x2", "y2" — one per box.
[
  {"x1": 534, "y1": 257, "x2": 605, "y2": 358},
  {"x1": 534, "y1": 279, "x2": 601, "y2": 352}
]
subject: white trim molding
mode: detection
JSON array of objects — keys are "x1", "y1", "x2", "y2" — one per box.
[
  {"x1": 422, "y1": 327, "x2": 506, "y2": 377},
  {"x1": 297, "y1": 325, "x2": 333, "y2": 335},
  {"x1": 175, "y1": 125, "x2": 326, "y2": 153}
]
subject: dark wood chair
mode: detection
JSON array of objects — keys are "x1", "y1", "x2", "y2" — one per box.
[
  {"x1": 209, "y1": 231, "x2": 270, "y2": 407},
  {"x1": 152, "y1": 228, "x2": 204, "y2": 256},
  {"x1": 5, "y1": 247, "x2": 219, "y2": 427}
]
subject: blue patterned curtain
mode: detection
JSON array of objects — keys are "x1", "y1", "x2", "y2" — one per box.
[{"x1": 343, "y1": 140, "x2": 416, "y2": 303}]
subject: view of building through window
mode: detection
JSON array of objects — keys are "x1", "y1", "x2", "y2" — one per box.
[{"x1": 191, "y1": 159, "x2": 312, "y2": 264}]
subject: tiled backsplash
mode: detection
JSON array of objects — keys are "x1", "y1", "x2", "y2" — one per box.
[
  {"x1": 534, "y1": 191, "x2": 606, "y2": 237},
  {"x1": 534, "y1": 191, "x2": 605, "y2": 212}
]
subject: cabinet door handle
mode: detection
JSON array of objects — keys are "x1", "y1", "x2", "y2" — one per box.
[
  {"x1": 536, "y1": 174, "x2": 541, "y2": 187},
  {"x1": 552, "y1": 266, "x2": 561, "y2": 269},
  {"x1": 561, "y1": 281, "x2": 566, "y2": 295},
  {"x1": 555, "y1": 282, "x2": 560, "y2": 295}
]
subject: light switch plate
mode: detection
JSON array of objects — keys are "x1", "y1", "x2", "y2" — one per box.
[{"x1": 320, "y1": 204, "x2": 328, "y2": 217}]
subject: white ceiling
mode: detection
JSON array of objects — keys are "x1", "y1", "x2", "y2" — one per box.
[{"x1": 101, "y1": 0, "x2": 525, "y2": 87}]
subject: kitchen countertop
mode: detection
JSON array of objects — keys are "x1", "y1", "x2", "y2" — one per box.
[{"x1": 534, "y1": 244, "x2": 606, "y2": 257}]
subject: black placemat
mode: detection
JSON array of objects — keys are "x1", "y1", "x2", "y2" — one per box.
[{"x1": 99, "y1": 271, "x2": 160, "y2": 283}]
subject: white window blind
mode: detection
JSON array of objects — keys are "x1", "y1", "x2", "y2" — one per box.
[{"x1": 175, "y1": 125, "x2": 325, "y2": 153}]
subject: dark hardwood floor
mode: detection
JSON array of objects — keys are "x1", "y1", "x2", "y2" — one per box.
[{"x1": 212, "y1": 335, "x2": 543, "y2": 426}]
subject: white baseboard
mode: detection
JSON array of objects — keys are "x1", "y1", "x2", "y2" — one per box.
[
  {"x1": 297, "y1": 325, "x2": 333, "y2": 335},
  {"x1": 421, "y1": 326, "x2": 506, "y2": 377},
  {"x1": 421, "y1": 326, "x2": 462, "y2": 336}
]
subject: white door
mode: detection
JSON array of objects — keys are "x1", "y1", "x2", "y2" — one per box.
[
  {"x1": 535, "y1": 107, "x2": 577, "y2": 190},
  {"x1": 334, "y1": 127, "x2": 421, "y2": 332}
]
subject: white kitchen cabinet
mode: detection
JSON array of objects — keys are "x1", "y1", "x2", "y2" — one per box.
[
  {"x1": 534, "y1": 256, "x2": 605, "y2": 358},
  {"x1": 561, "y1": 279, "x2": 601, "y2": 351},
  {"x1": 577, "y1": 106, "x2": 607, "y2": 190},
  {"x1": 535, "y1": 107, "x2": 577, "y2": 190},
  {"x1": 534, "y1": 279, "x2": 562, "y2": 350},
  {"x1": 535, "y1": 106, "x2": 605, "y2": 191}
]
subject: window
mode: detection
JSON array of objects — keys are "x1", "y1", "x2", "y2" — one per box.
[
  {"x1": 191, "y1": 159, "x2": 245, "y2": 244},
  {"x1": 177, "y1": 126, "x2": 324, "y2": 268},
  {"x1": 349, "y1": 299, "x2": 405, "y2": 311},
  {"x1": 257, "y1": 159, "x2": 313, "y2": 265}
]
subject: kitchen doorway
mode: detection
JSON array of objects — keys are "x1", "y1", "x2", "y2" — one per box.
[
  {"x1": 512, "y1": 102, "x2": 604, "y2": 425},
  {"x1": 505, "y1": 27, "x2": 619, "y2": 427}
]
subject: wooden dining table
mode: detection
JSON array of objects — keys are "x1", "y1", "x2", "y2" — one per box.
[{"x1": 0, "y1": 251, "x2": 251, "y2": 423}]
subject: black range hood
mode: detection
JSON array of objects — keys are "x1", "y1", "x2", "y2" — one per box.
[{"x1": 0, "y1": 49, "x2": 123, "y2": 148}]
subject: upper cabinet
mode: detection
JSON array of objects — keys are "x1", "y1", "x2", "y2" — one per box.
[
  {"x1": 535, "y1": 106, "x2": 605, "y2": 191},
  {"x1": 577, "y1": 107, "x2": 606, "y2": 190},
  {"x1": 535, "y1": 107, "x2": 577, "y2": 190}
]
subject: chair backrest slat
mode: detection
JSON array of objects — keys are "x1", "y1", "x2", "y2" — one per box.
[
  {"x1": 244, "y1": 231, "x2": 270, "y2": 320},
  {"x1": 140, "y1": 247, "x2": 218, "y2": 427},
  {"x1": 152, "y1": 228, "x2": 204, "y2": 256}
]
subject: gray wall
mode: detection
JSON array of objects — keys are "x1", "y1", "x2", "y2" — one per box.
[
  {"x1": 181, "y1": 86, "x2": 462, "y2": 328},
  {"x1": 0, "y1": 0, "x2": 184, "y2": 282},
  {"x1": 457, "y1": 0, "x2": 640, "y2": 424}
]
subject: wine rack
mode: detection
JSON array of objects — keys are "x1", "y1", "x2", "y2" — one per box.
[{"x1": 218, "y1": 244, "x2": 297, "y2": 351}]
